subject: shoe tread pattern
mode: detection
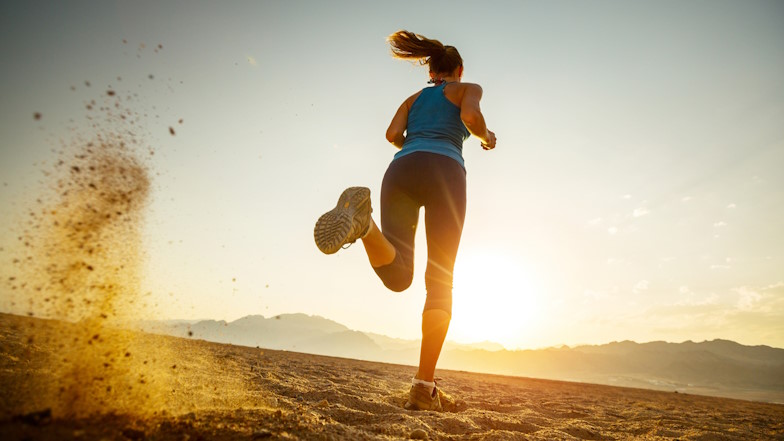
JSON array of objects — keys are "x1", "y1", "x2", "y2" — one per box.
[{"x1": 314, "y1": 187, "x2": 370, "y2": 254}]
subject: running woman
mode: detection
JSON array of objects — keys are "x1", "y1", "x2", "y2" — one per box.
[{"x1": 314, "y1": 30, "x2": 496, "y2": 411}]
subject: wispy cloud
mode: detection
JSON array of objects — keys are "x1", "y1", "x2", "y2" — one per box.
[
  {"x1": 632, "y1": 201, "x2": 650, "y2": 218},
  {"x1": 726, "y1": 203, "x2": 736, "y2": 209},
  {"x1": 711, "y1": 257, "x2": 733, "y2": 270},
  {"x1": 676, "y1": 286, "x2": 718, "y2": 306},
  {"x1": 633, "y1": 280, "x2": 650, "y2": 294},
  {"x1": 587, "y1": 217, "x2": 602, "y2": 227},
  {"x1": 713, "y1": 221, "x2": 727, "y2": 228},
  {"x1": 735, "y1": 286, "x2": 762, "y2": 311},
  {"x1": 735, "y1": 282, "x2": 784, "y2": 312},
  {"x1": 710, "y1": 264, "x2": 731, "y2": 270},
  {"x1": 628, "y1": 282, "x2": 784, "y2": 346}
]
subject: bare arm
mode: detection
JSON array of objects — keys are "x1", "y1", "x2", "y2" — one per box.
[
  {"x1": 460, "y1": 84, "x2": 496, "y2": 150},
  {"x1": 386, "y1": 92, "x2": 420, "y2": 149},
  {"x1": 385, "y1": 102, "x2": 408, "y2": 148}
]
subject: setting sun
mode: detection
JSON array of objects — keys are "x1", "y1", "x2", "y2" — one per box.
[{"x1": 450, "y1": 250, "x2": 542, "y2": 348}]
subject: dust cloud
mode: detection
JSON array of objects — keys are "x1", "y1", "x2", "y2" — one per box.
[{"x1": 3, "y1": 49, "x2": 201, "y2": 418}]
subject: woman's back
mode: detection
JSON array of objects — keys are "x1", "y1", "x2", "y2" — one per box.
[
  {"x1": 394, "y1": 82, "x2": 480, "y2": 167},
  {"x1": 398, "y1": 83, "x2": 471, "y2": 167}
]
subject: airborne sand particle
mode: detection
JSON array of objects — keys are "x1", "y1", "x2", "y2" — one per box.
[
  {"x1": 5, "y1": 72, "x2": 180, "y2": 418},
  {"x1": 4, "y1": 42, "x2": 258, "y2": 421}
]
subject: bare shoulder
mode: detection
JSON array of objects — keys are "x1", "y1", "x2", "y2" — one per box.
[
  {"x1": 442, "y1": 83, "x2": 480, "y2": 107},
  {"x1": 460, "y1": 82, "x2": 483, "y2": 96},
  {"x1": 404, "y1": 90, "x2": 423, "y2": 109},
  {"x1": 452, "y1": 83, "x2": 483, "y2": 108}
]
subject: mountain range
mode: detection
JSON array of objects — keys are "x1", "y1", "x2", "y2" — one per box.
[{"x1": 136, "y1": 313, "x2": 784, "y2": 403}]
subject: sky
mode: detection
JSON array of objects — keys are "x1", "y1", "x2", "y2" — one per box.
[{"x1": 1, "y1": 0, "x2": 783, "y2": 350}]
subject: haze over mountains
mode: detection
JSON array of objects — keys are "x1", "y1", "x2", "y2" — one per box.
[{"x1": 137, "y1": 313, "x2": 784, "y2": 403}]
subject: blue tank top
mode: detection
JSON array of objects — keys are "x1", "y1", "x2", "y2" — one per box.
[{"x1": 393, "y1": 83, "x2": 471, "y2": 169}]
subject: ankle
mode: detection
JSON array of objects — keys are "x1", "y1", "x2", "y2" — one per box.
[
  {"x1": 412, "y1": 377, "x2": 436, "y2": 395},
  {"x1": 363, "y1": 218, "x2": 380, "y2": 239},
  {"x1": 361, "y1": 219, "x2": 373, "y2": 239}
]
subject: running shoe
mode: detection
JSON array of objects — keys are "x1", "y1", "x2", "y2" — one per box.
[
  {"x1": 404, "y1": 384, "x2": 443, "y2": 411},
  {"x1": 314, "y1": 187, "x2": 372, "y2": 255}
]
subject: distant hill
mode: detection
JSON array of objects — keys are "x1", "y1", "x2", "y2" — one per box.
[
  {"x1": 136, "y1": 314, "x2": 784, "y2": 403},
  {"x1": 137, "y1": 314, "x2": 382, "y2": 361},
  {"x1": 438, "y1": 340, "x2": 784, "y2": 402}
]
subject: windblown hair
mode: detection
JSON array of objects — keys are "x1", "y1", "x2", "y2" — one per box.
[{"x1": 387, "y1": 30, "x2": 462, "y2": 75}]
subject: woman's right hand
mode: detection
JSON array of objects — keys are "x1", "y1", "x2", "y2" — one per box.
[{"x1": 481, "y1": 130, "x2": 496, "y2": 150}]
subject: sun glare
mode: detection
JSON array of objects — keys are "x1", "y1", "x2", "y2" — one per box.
[{"x1": 450, "y1": 251, "x2": 541, "y2": 348}]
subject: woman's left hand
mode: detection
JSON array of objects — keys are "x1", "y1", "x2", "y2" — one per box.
[{"x1": 481, "y1": 130, "x2": 496, "y2": 150}]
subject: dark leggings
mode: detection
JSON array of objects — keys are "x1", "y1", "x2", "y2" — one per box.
[{"x1": 373, "y1": 152, "x2": 467, "y2": 315}]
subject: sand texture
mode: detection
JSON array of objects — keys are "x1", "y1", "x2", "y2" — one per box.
[{"x1": 2, "y1": 314, "x2": 783, "y2": 440}]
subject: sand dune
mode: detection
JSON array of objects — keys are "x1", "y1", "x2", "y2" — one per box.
[{"x1": 2, "y1": 314, "x2": 783, "y2": 440}]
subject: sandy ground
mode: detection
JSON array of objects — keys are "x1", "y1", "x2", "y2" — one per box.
[{"x1": 1, "y1": 314, "x2": 783, "y2": 441}]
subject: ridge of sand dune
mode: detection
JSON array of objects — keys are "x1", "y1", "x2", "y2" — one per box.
[{"x1": 2, "y1": 314, "x2": 783, "y2": 440}]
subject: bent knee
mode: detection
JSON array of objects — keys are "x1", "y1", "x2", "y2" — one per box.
[
  {"x1": 373, "y1": 252, "x2": 414, "y2": 292},
  {"x1": 383, "y1": 276, "x2": 413, "y2": 292}
]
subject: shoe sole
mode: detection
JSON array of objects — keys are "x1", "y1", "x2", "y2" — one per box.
[
  {"x1": 314, "y1": 187, "x2": 370, "y2": 255},
  {"x1": 404, "y1": 398, "x2": 442, "y2": 411}
]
